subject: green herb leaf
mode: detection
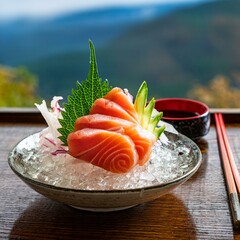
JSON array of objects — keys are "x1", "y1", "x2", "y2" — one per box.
[{"x1": 58, "y1": 40, "x2": 112, "y2": 145}]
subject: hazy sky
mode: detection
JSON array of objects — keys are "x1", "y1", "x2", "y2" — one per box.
[{"x1": 0, "y1": 0, "x2": 206, "y2": 20}]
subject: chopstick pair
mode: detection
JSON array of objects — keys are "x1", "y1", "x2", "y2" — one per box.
[{"x1": 215, "y1": 113, "x2": 240, "y2": 228}]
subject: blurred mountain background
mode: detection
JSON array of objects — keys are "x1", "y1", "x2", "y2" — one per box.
[{"x1": 1, "y1": 0, "x2": 240, "y2": 107}]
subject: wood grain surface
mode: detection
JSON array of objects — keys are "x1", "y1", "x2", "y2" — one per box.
[{"x1": 1, "y1": 121, "x2": 240, "y2": 239}]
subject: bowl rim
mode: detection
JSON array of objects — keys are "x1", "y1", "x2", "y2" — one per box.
[
  {"x1": 8, "y1": 132, "x2": 202, "y2": 195},
  {"x1": 155, "y1": 98, "x2": 209, "y2": 121}
]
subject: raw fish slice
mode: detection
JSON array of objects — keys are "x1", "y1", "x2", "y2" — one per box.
[
  {"x1": 125, "y1": 125, "x2": 155, "y2": 166},
  {"x1": 74, "y1": 114, "x2": 132, "y2": 133},
  {"x1": 67, "y1": 128, "x2": 138, "y2": 173},
  {"x1": 90, "y1": 98, "x2": 137, "y2": 123},
  {"x1": 104, "y1": 87, "x2": 139, "y2": 121},
  {"x1": 74, "y1": 114, "x2": 155, "y2": 165}
]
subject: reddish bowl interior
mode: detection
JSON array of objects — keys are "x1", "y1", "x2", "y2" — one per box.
[{"x1": 155, "y1": 98, "x2": 209, "y2": 120}]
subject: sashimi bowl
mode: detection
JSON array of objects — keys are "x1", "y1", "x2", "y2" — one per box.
[{"x1": 8, "y1": 131, "x2": 202, "y2": 212}]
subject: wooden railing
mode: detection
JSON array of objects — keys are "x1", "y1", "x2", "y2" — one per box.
[{"x1": 1, "y1": 108, "x2": 240, "y2": 123}]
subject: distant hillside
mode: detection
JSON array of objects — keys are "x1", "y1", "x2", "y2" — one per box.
[
  {"x1": 26, "y1": 0, "x2": 240, "y2": 100},
  {"x1": 0, "y1": 3, "x2": 192, "y2": 66},
  {"x1": 97, "y1": 0, "x2": 240, "y2": 98}
]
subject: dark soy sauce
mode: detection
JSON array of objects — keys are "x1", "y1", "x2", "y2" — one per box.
[{"x1": 163, "y1": 110, "x2": 199, "y2": 118}]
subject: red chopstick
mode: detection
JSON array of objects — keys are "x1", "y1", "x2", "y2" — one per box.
[
  {"x1": 218, "y1": 113, "x2": 240, "y2": 192},
  {"x1": 215, "y1": 113, "x2": 240, "y2": 228}
]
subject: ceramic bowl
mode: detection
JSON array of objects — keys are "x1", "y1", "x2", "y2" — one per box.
[
  {"x1": 155, "y1": 98, "x2": 210, "y2": 140},
  {"x1": 8, "y1": 132, "x2": 202, "y2": 212}
]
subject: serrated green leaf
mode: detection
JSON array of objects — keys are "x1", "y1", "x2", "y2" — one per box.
[{"x1": 58, "y1": 40, "x2": 112, "y2": 145}]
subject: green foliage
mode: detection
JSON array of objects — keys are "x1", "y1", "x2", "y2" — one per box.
[
  {"x1": 188, "y1": 75, "x2": 240, "y2": 108},
  {"x1": 58, "y1": 40, "x2": 112, "y2": 145},
  {"x1": 0, "y1": 66, "x2": 39, "y2": 107}
]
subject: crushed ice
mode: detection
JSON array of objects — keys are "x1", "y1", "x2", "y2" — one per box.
[{"x1": 11, "y1": 132, "x2": 197, "y2": 190}]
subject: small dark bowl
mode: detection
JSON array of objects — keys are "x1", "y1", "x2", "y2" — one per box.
[{"x1": 155, "y1": 98, "x2": 210, "y2": 140}]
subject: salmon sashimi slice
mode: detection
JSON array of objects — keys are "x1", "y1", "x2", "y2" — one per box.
[
  {"x1": 67, "y1": 128, "x2": 138, "y2": 173},
  {"x1": 74, "y1": 114, "x2": 155, "y2": 166},
  {"x1": 90, "y1": 98, "x2": 137, "y2": 123},
  {"x1": 74, "y1": 114, "x2": 132, "y2": 133},
  {"x1": 104, "y1": 87, "x2": 139, "y2": 122},
  {"x1": 125, "y1": 125, "x2": 155, "y2": 166}
]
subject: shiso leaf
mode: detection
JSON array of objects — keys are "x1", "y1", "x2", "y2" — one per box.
[{"x1": 58, "y1": 40, "x2": 112, "y2": 145}]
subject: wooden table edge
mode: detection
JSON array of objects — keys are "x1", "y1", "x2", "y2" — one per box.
[{"x1": 0, "y1": 108, "x2": 240, "y2": 124}]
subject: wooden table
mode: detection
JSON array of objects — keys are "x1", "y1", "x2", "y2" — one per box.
[{"x1": 1, "y1": 111, "x2": 240, "y2": 239}]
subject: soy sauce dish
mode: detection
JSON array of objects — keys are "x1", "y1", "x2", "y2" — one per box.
[{"x1": 155, "y1": 98, "x2": 210, "y2": 140}]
